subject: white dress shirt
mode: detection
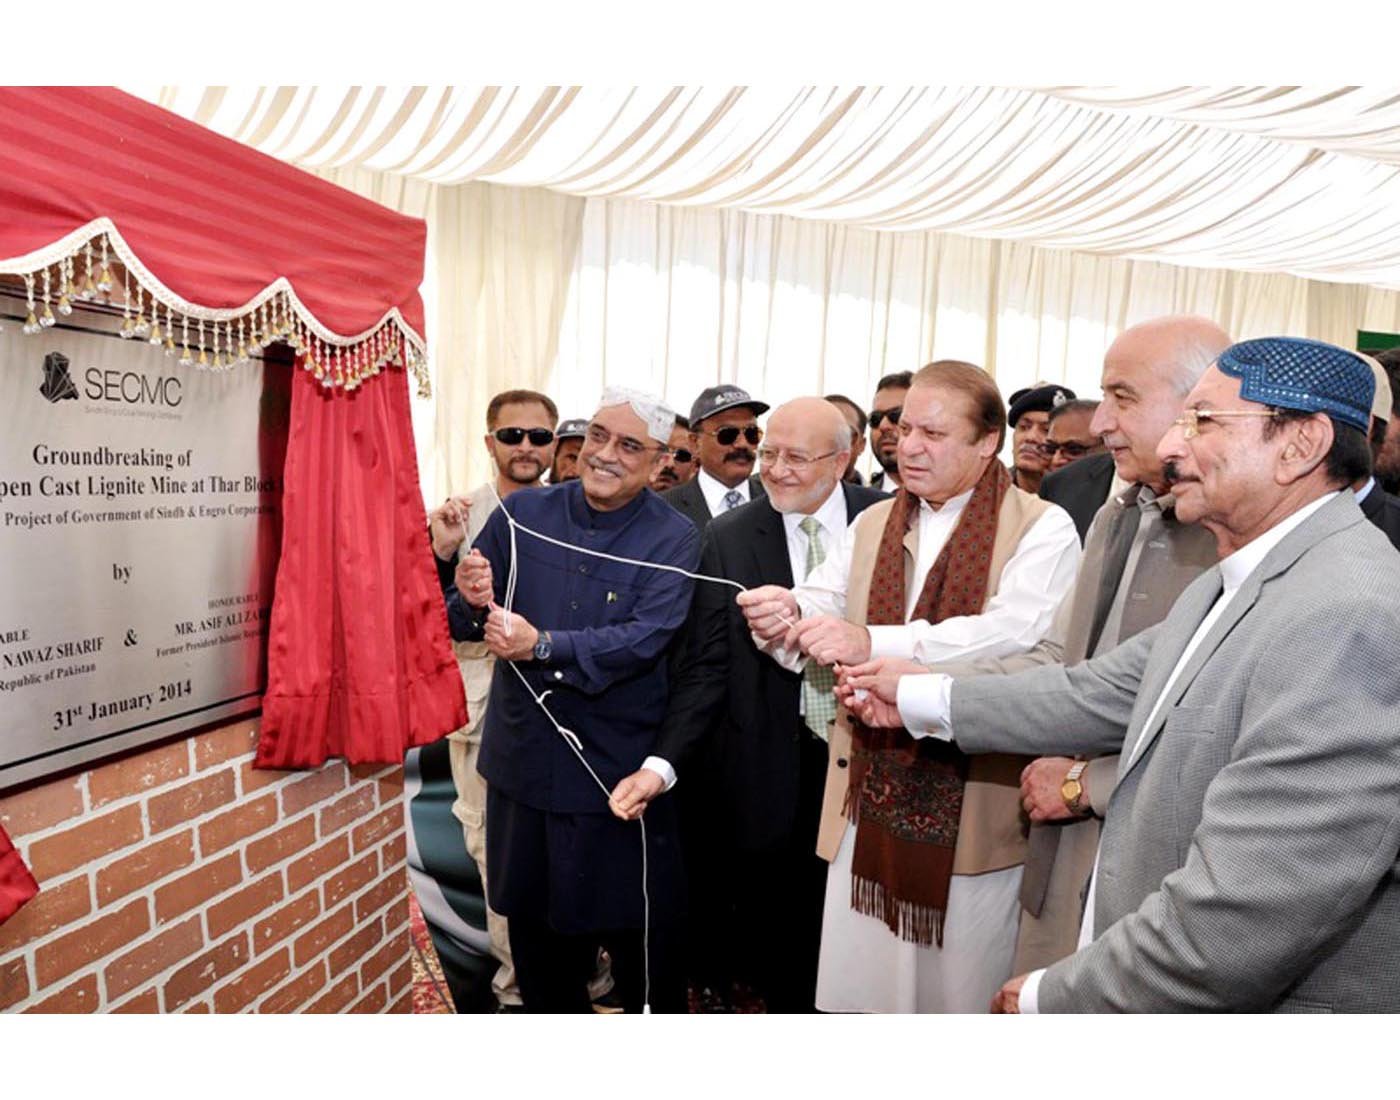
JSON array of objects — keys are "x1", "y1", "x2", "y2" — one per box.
[
  {"x1": 697, "y1": 467, "x2": 751, "y2": 516},
  {"x1": 764, "y1": 488, "x2": 1080, "y2": 671},
  {"x1": 896, "y1": 492, "x2": 1338, "y2": 1014},
  {"x1": 780, "y1": 482, "x2": 849, "y2": 586}
]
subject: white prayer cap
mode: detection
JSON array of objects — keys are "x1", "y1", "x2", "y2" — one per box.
[
  {"x1": 1358, "y1": 352, "x2": 1393, "y2": 422},
  {"x1": 597, "y1": 386, "x2": 676, "y2": 444}
]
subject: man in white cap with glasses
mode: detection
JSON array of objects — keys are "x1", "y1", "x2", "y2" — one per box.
[
  {"x1": 842, "y1": 336, "x2": 1400, "y2": 1012},
  {"x1": 443, "y1": 387, "x2": 701, "y2": 1013}
]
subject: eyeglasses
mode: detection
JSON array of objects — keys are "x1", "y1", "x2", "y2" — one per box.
[
  {"x1": 663, "y1": 448, "x2": 695, "y2": 465},
  {"x1": 1038, "y1": 441, "x2": 1099, "y2": 459},
  {"x1": 584, "y1": 422, "x2": 665, "y2": 459},
  {"x1": 699, "y1": 424, "x2": 763, "y2": 447},
  {"x1": 493, "y1": 427, "x2": 555, "y2": 447},
  {"x1": 1172, "y1": 408, "x2": 1280, "y2": 441},
  {"x1": 869, "y1": 407, "x2": 902, "y2": 431},
  {"x1": 757, "y1": 447, "x2": 839, "y2": 470}
]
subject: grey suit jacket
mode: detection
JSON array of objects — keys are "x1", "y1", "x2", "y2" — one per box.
[{"x1": 952, "y1": 491, "x2": 1400, "y2": 1012}]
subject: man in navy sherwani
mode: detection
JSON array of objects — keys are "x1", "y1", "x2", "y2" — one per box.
[{"x1": 444, "y1": 387, "x2": 700, "y2": 1013}]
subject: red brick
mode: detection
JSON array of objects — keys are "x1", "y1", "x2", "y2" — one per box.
[
  {"x1": 387, "y1": 958, "x2": 412, "y2": 997},
  {"x1": 34, "y1": 898, "x2": 149, "y2": 988},
  {"x1": 153, "y1": 851, "x2": 242, "y2": 924},
  {"x1": 306, "y1": 971, "x2": 358, "y2": 1014},
  {"x1": 88, "y1": 740, "x2": 190, "y2": 809},
  {"x1": 24, "y1": 972, "x2": 99, "y2": 1013},
  {"x1": 294, "y1": 902, "x2": 355, "y2": 968},
  {"x1": 260, "y1": 959, "x2": 326, "y2": 1013},
  {"x1": 183, "y1": 1001, "x2": 211, "y2": 1013},
  {"x1": 383, "y1": 894, "x2": 409, "y2": 934},
  {"x1": 103, "y1": 915, "x2": 202, "y2": 1000},
  {"x1": 0, "y1": 776, "x2": 84, "y2": 838},
  {"x1": 110, "y1": 988, "x2": 161, "y2": 1014},
  {"x1": 348, "y1": 762, "x2": 384, "y2": 782},
  {"x1": 281, "y1": 766, "x2": 347, "y2": 817},
  {"x1": 358, "y1": 935, "x2": 405, "y2": 987},
  {"x1": 147, "y1": 770, "x2": 236, "y2": 835},
  {"x1": 388, "y1": 990, "x2": 412, "y2": 1014},
  {"x1": 354, "y1": 870, "x2": 405, "y2": 925},
  {"x1": 328, "y1": 917, "x2": 381, "y2": 978},
  {"x1": 253, "y1": 890, "x2": 320, "y2": 954},
  {"x1": 193, "y1": 721, "x2": 258, "y2": 770},
  {"x1": 376, "y1": 769, "x2": 404, "y2": 805},
  {"x1": 95, "y1": 831, "x2": 194, "y2": 906},
  {"x1": 287, "y1": 835, "x2": 350, "y2": 894},
  {"x1": 318, "y1": 786, "x2": 377, "y2": 836},
  {"x1": 0, "y1": 875, "x2": 91, "y2": 953},
  {"x1": 350, "y1": 981, "x2": 388, "y2": 1014},
  {"x1": 246, "y1": 815, "x2": 316, "y2": 873},
  {"x1": 0, "y1": 956, "x2": 29, "y2": 1011},
  {"x1": 351, "y1": 808, "x2": 401, "y2": 855},
  {"x1": 212, "y1": 947, "x2": 291, "y2": 1014},
  {"x1": 27, "y1": 805, "x2": 143, "y2": 881},
  {"x1": 198, "y1": 794, "x2": 277, "y2": 856},
  {"x1": 239, "y1": 759, "x2": 289, "y2": 794},
  {"x1": 379, "y1": 830, "x2": 406, "y2": 870},
  {"x1": 164, "y1": 932, "x2": 249, "y2": 1010},
  {"x1": 206, "y1": 873, "x2": 284, "y2": 940},
  {"x1": 323, "y1": 851, "x2": 378, "y2": 909}
]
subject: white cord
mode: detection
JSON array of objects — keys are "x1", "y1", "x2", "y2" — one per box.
[{"x1": 450, "y1": 474, "x2": 799, "y2": 1014}]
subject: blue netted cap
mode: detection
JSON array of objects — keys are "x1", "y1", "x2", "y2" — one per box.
[{"x1": 1216, "y1": 337, "x2": 1375, "y2": 433}]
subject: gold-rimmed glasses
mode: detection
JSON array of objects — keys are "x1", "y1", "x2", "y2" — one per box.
[{"x1": 1173, "y1": 408, "x2": 1280, "y2": 440}]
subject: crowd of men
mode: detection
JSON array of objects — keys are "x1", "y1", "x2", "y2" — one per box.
[{"x1": 424, "y1": 318, "x2": 1400, "y2": 1013}]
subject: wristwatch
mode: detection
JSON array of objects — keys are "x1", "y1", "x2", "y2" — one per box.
[
  {"x1": 1060, "y1": 760, "x2": 1090, "y2": 815},
  {"x1": 532, "y1": 630, "x2": 553, "y2": 662}
]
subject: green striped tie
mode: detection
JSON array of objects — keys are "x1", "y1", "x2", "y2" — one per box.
[{"x1": 799, "y1": 515, "x2": 836, "y2": 740}]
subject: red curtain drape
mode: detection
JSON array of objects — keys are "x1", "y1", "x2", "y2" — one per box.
[
  {"x1": 256, "y1": 356, "x2": 466, "y2": 768},
  {"x1": 0, "y1": 824, "x2": 38, "y2": 926}
]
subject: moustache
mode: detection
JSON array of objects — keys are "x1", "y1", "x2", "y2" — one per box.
[
  {"x1": 586, "y1": 456, "x2": 626, "y2": 478},
  {"x1": 653, "y1": 468, "x2": 679, "y2": 485},
  {"x1": 1163, "y1": 460, "x2": 1186, "y2": 483},
  {"x1": 724, "y1": 449, "x2": 755, "y2": 463}
]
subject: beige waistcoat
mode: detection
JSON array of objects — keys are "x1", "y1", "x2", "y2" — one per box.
[{"x1": 815, "y1": 486, "x2": 1051, "y2": 875}]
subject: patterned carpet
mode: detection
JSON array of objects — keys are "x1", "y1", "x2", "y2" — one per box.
[{"x1": 408, "y1": 891, "x2": 455, "y2": 1014}]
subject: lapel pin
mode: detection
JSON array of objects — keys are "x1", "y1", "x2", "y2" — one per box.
[{"x1": 607, "y1": 591, "x2": 618, "y2": 603}]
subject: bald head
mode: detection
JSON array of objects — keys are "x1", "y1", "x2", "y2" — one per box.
[
  {"x1": 759, "y1": 397, "x2": 854, "y2": 515},
  {"x1": 1092, "y1": 315, "x2": 1233, "y2": 491}
]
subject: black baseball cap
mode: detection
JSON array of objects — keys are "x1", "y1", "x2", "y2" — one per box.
[{"x1": 688, "y1": 385, "x2": 769, "y2": 427}]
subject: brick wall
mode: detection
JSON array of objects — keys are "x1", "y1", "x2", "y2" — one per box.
[{"x1": 0, "y1": 718, "x2": 412, "y2": 1013}]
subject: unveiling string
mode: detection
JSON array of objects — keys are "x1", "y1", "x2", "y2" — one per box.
[{"x1": 461, "y1": 477, "x2": 800, "y2": 1013}]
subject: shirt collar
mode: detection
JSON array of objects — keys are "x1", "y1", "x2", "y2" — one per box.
[
  {"x1": 1355, "y1": 477, "x2": 1376, "y2": 505},
  {"x1": 697, "y1": 467, "x2": 749, "y2": 514},
  {"x1": 781, "y1": 482, "x2": 847, "y2": 541},
  {"x1": 564, "y1": 476, "x2": 650, "y2": 529},
  {"x1": 918, "y1": 485, "x2": 974, "y2": 520},
  {"x1": 1218, "y1": 491, "x2": 1339, "y2": 593}
]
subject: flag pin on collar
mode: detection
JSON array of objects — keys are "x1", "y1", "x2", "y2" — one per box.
[{"x1": 607, "y1": 591, "x2": 618, "y2": 603}]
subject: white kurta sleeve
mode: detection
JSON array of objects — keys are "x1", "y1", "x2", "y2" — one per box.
[
  {"x1": 754, "y1": 512, "x2": 862, "y2": 672},
  {"x1": 874, "y1": 505, "x2": 1081, "y2": 665}
]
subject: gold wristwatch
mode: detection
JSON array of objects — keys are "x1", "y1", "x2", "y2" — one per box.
[{"x1": 1060, "y1": 760, "x2": 1089, "y2": 815}]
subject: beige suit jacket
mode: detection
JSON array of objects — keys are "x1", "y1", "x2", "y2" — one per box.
[{"x1": 816, "y1": 485, "x2": 1051, "y2": 875}]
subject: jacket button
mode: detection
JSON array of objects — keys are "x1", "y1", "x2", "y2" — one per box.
[
  {"x1": 570, "y1": 600, "x2": 579, "y2": 610},
  {"x1": 837, "y1": 757, "x2": 848, "y2": 769}
]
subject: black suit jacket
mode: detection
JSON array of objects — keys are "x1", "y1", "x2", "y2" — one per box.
[
  {"x1": 1360, "y1": 482, "x2": 1400, "y2": 550},
  {"x1": 665, "y1": 482, "x2": 886, "y2": 852},
  {"x1": 661, "y1": 473, "x2": 766, "y2": 532},
  {"x1": 1039, "y1": 451, "x2": 1116, "y2": 544}
]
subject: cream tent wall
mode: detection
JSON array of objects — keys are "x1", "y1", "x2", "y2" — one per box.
[{"x1": 132, "y1": 87, "x2": 1400, "y2": 495}]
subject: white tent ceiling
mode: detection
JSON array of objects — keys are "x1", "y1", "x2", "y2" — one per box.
[{"x1": 132, "y1": 86, "x2": 1400, "y2": 290}]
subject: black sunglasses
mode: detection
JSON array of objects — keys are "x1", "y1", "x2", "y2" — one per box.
[
  {"x1": 665, "y1": 448, "x2": 695, "y2": 464},
  {"x1": 1039, "y1": 441, "x2": 1097, "y2": 458},
  {"x1": 700, "y1": 425, "x2": 762, "y2": 447},
  {"x1": 493, "y1": 427, "x2": 555, "y2": 447},
  {"x1": 869, "y1": 406, "x2": 902, "y2": 430}
]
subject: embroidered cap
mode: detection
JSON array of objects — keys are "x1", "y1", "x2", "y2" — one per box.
[
  {"x1": 1358, "y1": 353, "x2": 1392, "y2": 423},
  {"x1": 555, "y1": 418, "x2": 588, "y2": 440},
  {"x1": 597, "y1": 386, "x2": 677, "y2": 444},
  {"x1": 1216, "y1": 337, "x2": 1375, "y2": 433},
  {"x1": 1007, "y1": 383, "x2": 1076, "y2": 427},
  {"x1": 688, "y1": 384, "x2": 769, "y2": 427}
]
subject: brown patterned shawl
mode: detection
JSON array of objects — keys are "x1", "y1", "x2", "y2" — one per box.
[{"x1": 846, "y1": 458, "x2": 1010, "y2": 946}]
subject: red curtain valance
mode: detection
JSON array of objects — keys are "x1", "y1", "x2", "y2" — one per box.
[{"x1": 0, "y1": 86, "x2": 428, "y2": 393}]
